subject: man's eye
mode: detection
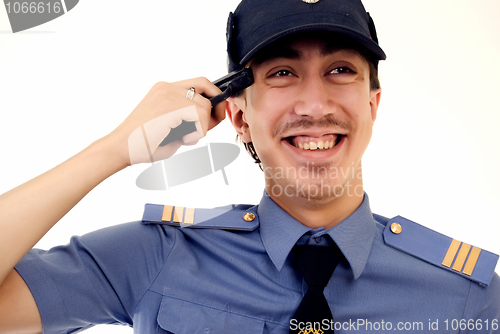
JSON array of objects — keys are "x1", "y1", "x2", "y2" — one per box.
[
  {"x1": 330, "y1": 67, "x2": 354, "y2": 74},
  {"x1": 271, "y1": 69, "x2": 292, "y2": 77}
]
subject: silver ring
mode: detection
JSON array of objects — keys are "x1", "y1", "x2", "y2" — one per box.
[{"x1": 186, "y1": 87, "x2": 195, "y2": 100}]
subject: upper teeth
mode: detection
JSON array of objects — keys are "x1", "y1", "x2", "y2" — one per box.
[
  {"x1": 299, "y1": 140, "x2": 334, "y2": 150},
  {"x1": 293, "y1": 135, "x2": 337, "y2": 150}
]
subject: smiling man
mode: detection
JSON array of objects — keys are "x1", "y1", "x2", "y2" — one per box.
[
  {"x1": 0, "y1": 0, "x2": 499, "y2": 333},
  {"x1": 228, "y1": 34, "x2": 381, "y2": 229}
]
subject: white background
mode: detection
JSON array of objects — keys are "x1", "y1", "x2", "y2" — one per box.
[{"x1": 1, "y1": 1, "x2": 499, "y2": 333}]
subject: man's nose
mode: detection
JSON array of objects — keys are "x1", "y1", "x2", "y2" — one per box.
[{"x1": 293, "y1": 75, "x2": 335, "y2": 119}]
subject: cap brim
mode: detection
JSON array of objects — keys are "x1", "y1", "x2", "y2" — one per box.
[{"x1": 240, "y1": 24, "x2": 386, "y2": 67}]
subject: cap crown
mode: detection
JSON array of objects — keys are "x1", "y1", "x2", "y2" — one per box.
[{"x1": 226, "y1": 0, "x2": 386, "y2": 72}]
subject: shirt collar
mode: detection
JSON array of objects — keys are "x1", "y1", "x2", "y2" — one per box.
[{"x1": 258, "y1": 191, "x2": 376, "y2": 280}]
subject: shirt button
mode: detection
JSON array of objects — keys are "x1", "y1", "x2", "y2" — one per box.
[
  {"x1": 242, "y1": 212, "x2": 255, "y2": 222},
  {"x1": 314, "y1": 236, "x2": 323, "y2": 243},
  {"x1": 390, "y1": 222, "x2": 402, "y2": 234}
]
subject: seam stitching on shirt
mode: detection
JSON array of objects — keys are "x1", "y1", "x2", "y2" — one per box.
[
  {"x1": 78, "y1": 238, "x2": 132, "y2": 325},
  {"x1": 29, "y1": 251, "x2": 72, "y2": 329},
  {"x1": 131, "y1": 224, "x2": 178, "y2": 316},
  {"x1": 458, "y1": 280, "x2": 473, "y2": 334}
]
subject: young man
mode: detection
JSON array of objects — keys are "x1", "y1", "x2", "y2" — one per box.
[{"x1": 0, "y1": 0, "x2": 498, "y2": 333}]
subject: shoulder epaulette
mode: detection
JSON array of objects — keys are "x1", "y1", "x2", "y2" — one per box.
[
  {"x1": 384, "y1": 216, "x2": 499, "y2": 286},
  {"x1": 141, "y1": 203, "x2": 259, "y2": 231}
]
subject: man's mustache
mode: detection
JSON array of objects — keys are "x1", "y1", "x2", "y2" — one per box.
[{"x1": 273, "y1": 115, "x2": 355, "y2": 138}]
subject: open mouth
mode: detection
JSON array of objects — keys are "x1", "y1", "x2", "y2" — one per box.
[{"x1": 284, "y1": 134, "x2": 345, "y2": 151}]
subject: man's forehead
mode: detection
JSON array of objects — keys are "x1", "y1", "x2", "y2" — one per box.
[{"x1": 250, "y1": 34, "x2": 368, "y2": 67}]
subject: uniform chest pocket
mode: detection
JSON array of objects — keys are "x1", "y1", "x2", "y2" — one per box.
[{"x1": 156, "y1": 295, "x2": 265, "y2": 334}]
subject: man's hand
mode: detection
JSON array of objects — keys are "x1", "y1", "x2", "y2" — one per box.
[{"x1": 107, "y1": 78, "x2": 225, "y2": 167}]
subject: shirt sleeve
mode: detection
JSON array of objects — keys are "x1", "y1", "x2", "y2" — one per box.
[
  {"x1": 15, "y1": 221, "x2": 175, "y2": 334},
  {"x1": 462, "y1": 272, "x2": 500, "y2": 333}
]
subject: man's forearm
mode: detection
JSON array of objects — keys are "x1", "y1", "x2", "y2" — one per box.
[{"x1": 0, "y1": 135, "x2": 126, "y2": 286}]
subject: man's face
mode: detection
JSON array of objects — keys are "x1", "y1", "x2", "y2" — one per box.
[{"x1": 228, "y1": 37, "x2": 381, "y2": 206}]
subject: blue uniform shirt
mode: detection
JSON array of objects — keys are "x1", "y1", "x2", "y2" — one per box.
[{"x1": 15, "y1": 193, "x2": 500, "y2": 333}]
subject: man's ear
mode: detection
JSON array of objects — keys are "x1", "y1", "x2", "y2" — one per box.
[
  {"x1": 226, "y1": 96, "x2": 252, "y2": 143},
  {"x1": 369, "y1": 88, "x2": 382, "y2": 123}
]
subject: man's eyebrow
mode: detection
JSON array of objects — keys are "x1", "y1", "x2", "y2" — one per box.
[
  {"x1": 268, "y1": 47, "x2": 301, "y2": 60},
  {"x1": 251, "y1": 41, "x2": 362, "y2": 68},
  {"x1": 252, "y1": 47, "x2": 301, "y2": 67},
  {"x1": 322, "y1": 43, "x2": 342, "y2": 56},
  {"x1": 321, "y1": 42, "x2": 360, "y2": 58}
]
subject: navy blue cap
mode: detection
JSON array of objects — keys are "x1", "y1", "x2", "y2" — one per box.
[{"x1": 226, "y1": 0, "x2": 386, "y2": 72}]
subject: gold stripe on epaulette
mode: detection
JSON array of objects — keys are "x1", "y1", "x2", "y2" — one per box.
[
  {"x1": 173, "y1": 206, "x2": 184, "y2": 223},
  {"x1": 162, "y1": 205, "x2": 173, "y2": 222},
  {"x1": 442, "y1": 239, "x2": 461, "y2": 268},
  {"x1": 442, "y1": 239, "x2": 484, "y2": 277},
  {"x1": 452, "y1": 243, "x2": 471, "y2": 272},
  {"x1": 184, "y1": 207, "x2": 195, "y2": 225},
  {"x1": 463, "y1": 247, "x2": 482, "y2": 276}
]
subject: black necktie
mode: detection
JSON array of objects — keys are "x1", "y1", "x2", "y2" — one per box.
[{"x1": 289, "y1": 243, "x2": 342, "y2": 334}]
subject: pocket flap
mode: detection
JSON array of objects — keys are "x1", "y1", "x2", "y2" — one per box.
[{"x1": 157, "y1": 296, "x2": 265, "y2": 334}]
